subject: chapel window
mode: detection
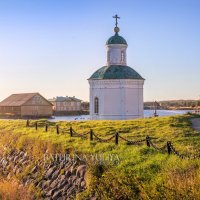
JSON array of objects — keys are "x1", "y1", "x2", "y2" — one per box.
[
  {"x1": 94, "y1": 97, "x2": 99, "y2": 114},
  {"x1": 107, "y1": 51, "x2": 110, "y2": 62},
  {"x1": 121, "y1": 51, "x2": 125, "y2": 62}
]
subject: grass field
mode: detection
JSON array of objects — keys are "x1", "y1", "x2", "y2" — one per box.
[{"x1": 1, "y1": 114, "x2": 200, "y2": 199}]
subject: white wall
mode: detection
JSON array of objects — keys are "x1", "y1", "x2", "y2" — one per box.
[
  {"x1": 106, "y1": 44, "x2": 127, "y2": 66},
  {"x1": 89, "y1": 79, "x2": 144, "y2": 120}
]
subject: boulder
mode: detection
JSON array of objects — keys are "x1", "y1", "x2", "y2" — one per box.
[
  {"x1": 52, "y1": 190, "x2": 62, "y2": 200},
  {"x1": 57, "y1": 176, "x2": 68, "y2": 190},
  {"x1": 68, "y1": 175, "x2": 77, "y2": 185},
  {"x1": 13, "y1": 156, "x2": 19, "y2": 163},
  {"x1": 70, "y1": 163, "x2": 78, "y2": 174},
  {"x1": 50, "y1": 179, "x2": 58, "y2": 189},
  {"x1": 75, "y1": 177, "x2": 84, "y2": 188},
  {"x1": 58, "y1": 175, "x2": 66, "y2": 183},
  {"x1": 36, "y1": 180, "x2": 45, "y2": 188},
  {"x1": 46, "y1": 188, "x2": 56, "y2": 197},
  {"x1": 45, "y1": 167, "x2": 56, "y2": 179},
  {"x1": 62, "y1": 183, "x2": 72, "y2": 194},
  {"x1": 51, "y1": 169, "x2": 60, "y2": 180},
  {"x1": 13, "y1": 165, "x2": 18, "y2": 174},
  {"x1": 65, "y1": 170, "x2": 71, "y2": 178},
  {"x1": 67, "y1": 186, "x2": 76, "y2": 197},
  {"x1": 19, "y1": 151, "x2": 25, "y2": 157},
  {"x1": 43, "y1": 180, "x2": 52, "y2": 189},
  {"x1": 76, "y1": 165, "x2": 86, "y2": 178}
]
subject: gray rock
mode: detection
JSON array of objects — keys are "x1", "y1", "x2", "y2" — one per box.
[
  {"x1": 70, "y1": 164, "x2": 77, "y2": 174},
  {"x1": 36, "y1": 180, "x2": 45, "y2": 188},
  {"x1": 75, "y1": 177, "x2": 84, "y2": 188},
  {"x1": 51, "y1": 169, "x2": 60, "y2": 180},
  {"x1": 7, "y1": 155, "x2": 14, "y2": 162},
  {"x1": 18, "y1": 157, "x2": 27, "y2": 164},
  {"x1": 57, "y1": 176, "x2": 68, "y2": 190},
  {"x1": 43, "y1": 180, "x2": 52, "y2": 189},
  {"x1": 64, "y1": 162, "x2": 73, "y2": 171},
  {"x1": 13, "y1": 165, "x2": 18, "y2": 174},
  {"x1": 62, "y1": 183, "x2": 72, "y2": 194},
  {"x1": 59, "y1": 161, "x2": 65, "y2": 170},
  {"x1": 45, "y1": 167, "x2": 56, "y2": 179},
  {"x1": 0, "y1": 149, "x2": 88, "y2": 200},
  {"x1": 2, "y1": 160, "x2": 8, "y2": 168},
  {"x1": 67, "y1": 186, "x2": 76, "y2": 197},
  {"x1": 47, "y1": 162, "x2": 54, "y2": 170},
  {"x1": 24, "y1": 179, "x2": 31, "y2": 186},
  {"x1": 56, "y1": 197, "x2": 66, "y2": 200},
  {"x1": 46, "y1": 188, "x2": 56, "y2": 197},
  {"x1": 19, "y1": 151, "x2": 25, "y2": 157},
  {"x1": 59, "y1": 175, "x2": 66, "y2": 182},
  {"x1": 13, "y1": 155, "x2": 19, "y2": 163},
  {"x1": 90, "y1": 197, "x2": 98, "y2": 200},
  {"x1": 22, "y1": 176, "x2": 29, "y2": 184},
  {"x1": 76, "y1": 165, "x2": 86, "y2": 178},
  {"x1": 65, "y1": 170, "x2": 71, "y2": 178},
  {"x1": 68, "y1": 175, "x2": 77, "y2": 185},
  {"x1": 52, "y1": 190, "x2": 62, "y2": 200},
  {"x1": 50, "y1": 179, "x2": 58, "y2": 189},
  {"x1": 22, "y1": 160, "x2": 29, "y2": 166},
  {"x1": 0, "y1": 157, "x2": 5, "y2": 163}
]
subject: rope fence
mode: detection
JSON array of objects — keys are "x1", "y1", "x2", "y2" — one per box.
[{"x1": 25, "y1": 120, "x2": 200, "y2": 160}]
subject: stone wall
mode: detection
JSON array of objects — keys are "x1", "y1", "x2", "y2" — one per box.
[{"x1": 0, "y1": 148, "x2": 87, "y2": 199}]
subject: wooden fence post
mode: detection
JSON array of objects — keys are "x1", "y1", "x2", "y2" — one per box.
[
  {"x1": 115, "y1": 132, "x2": 119, "y2": 145},
  {"x1": 35, "y1": 122, "x2": 38, "y2": 130},
  {"x1": 56, "y1": 125, "x2": 59, "y2": 134},
  {"x1": 90, "y1": 129, "x2": 93, "y2": 141},
  {"x1": 70, "y1": 127, "x2": 73, "y2": 137},
  {"x1": 26, "y1": 119, "x2": 29, "y2": 127},
  {"x1": 146, "y1": 136, "x2": 150, "y2": 147},
  {"x1": 167, "y1": 141, "x2": 171, "y2": 154},
  {"x1": 45, "y1": 124, "x2": 48, "y2": 132}
]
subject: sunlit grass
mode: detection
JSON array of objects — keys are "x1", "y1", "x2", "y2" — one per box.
[{"x1": 1, "y1": 114, "x2": 200, "y2": 199}]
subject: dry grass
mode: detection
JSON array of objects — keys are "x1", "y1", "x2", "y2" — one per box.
[
  {"x1": 165, "y1": 166, "x2": 200, "y2": 199},
  {"x1": 0, "y1": 179, "x2": 32, "y2": 200}
]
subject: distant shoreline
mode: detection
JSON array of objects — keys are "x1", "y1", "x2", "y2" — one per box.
[
  {"x1": 0, "y1": 109, "x2": 194, "y2": 120},
  {"x1": 144, "y1": 107, "x2": 196, "y2": 110}
]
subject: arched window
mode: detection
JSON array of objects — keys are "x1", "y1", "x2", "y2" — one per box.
[
  {"x1": 94, "y1": 97, "x2": 99, "y2": 114},
  {"x1": 121, "y1": 51, "x2": 125, "y2": 62},
  {"x1": 107, "y1": 51, "x2": 110, "y2": 62}
]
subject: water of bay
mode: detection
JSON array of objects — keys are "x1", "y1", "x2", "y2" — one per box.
[{"x1": 49, "y1": 110, "x2": 191, "y2": 122}]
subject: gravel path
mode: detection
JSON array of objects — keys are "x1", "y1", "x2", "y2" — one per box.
[{"x1": 191, "y1": 118, "x2": 200, "y2": 131}]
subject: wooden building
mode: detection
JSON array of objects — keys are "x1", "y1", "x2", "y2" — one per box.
[{"x1": 0, "y1": 93, "x2": 53, "y2": 118}]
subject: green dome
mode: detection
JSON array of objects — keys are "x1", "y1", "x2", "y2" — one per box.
[
  {"x1": 89, "y1": 65, "x2": 144, "y2": 80},
  {"x1": 106, "y1": 33, "x2": 127, "y2": 45}
]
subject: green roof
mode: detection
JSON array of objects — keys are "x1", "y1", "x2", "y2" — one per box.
[
  {"x1": 89, "y1": 65, "x2": 144, "y2": 80},
  {"x1": 106, "y1": 33, "x2": 127, "y2": 45}
]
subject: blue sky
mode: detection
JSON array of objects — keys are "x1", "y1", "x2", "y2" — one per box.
[{"x1": 0, "y1": 0, "x2": 200, "y2": 101}]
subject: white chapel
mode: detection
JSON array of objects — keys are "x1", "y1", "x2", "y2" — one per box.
[{"x1": 88, "y1": 15, "x2": 145, "y2": 120}]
